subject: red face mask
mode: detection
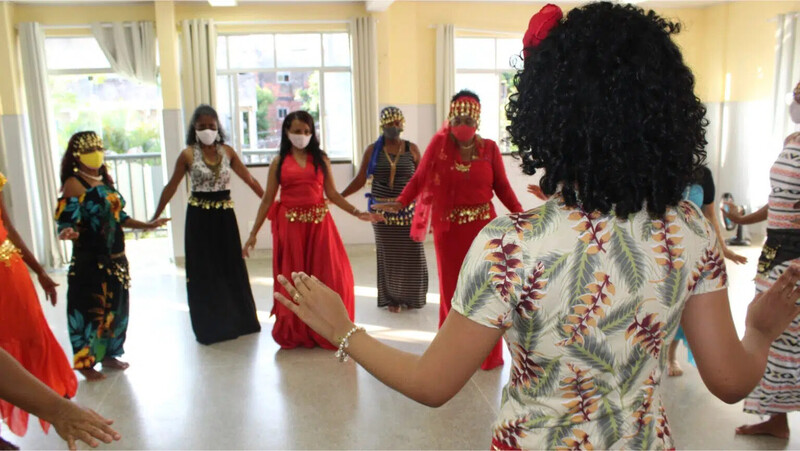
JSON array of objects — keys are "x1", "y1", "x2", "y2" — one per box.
[{"x1": 451, "y1": 124, "x2": 477, "y2": 143}]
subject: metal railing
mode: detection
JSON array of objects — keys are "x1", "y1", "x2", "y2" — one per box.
[{"x1": 106, "y1": 152, "x2": 166, "y2": 238}]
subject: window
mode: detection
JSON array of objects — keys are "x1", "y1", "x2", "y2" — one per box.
[
  {"x1": 45, "y1": 37, "x2": 165, "y2": 223},
  {"x1": 216, "y1": 32, "x2": 354, "y2": 165},
  {"x1": 454, "y1": 37, "x2": 522, "y2": 153}
]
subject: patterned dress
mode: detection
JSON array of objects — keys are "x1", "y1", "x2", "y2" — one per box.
[
  {"x1": 185, "y1": 144, "x2": 261, "y2": 344},
  {"x1": 744, "y1": 143, "x2": 800, "y2": 415},
  {"x1": 55, "y1": 176, "x2": 131, "y2": 369},
  {"x1": 452, "y1": 196, "x2": 727, "y2": 449},
  {"x1": 369, "y1": 143, "x2": 428, "y2": 309},
  {"x1": 0, "y1": 173, "x2": 77, "y2": 436}
]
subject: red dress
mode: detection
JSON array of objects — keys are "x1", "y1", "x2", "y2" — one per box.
[
  {"x1": 398, "y1": 135, "x2": 522, "y2": 370},
  {"x1": 0, "y1": 173, "x2": 78, "y2": 436},
  {"x1": 268, "y1": 156, "x2": 355, "y2": 349}
]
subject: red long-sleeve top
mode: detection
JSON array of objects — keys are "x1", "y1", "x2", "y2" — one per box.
[{"x1": 397, "y1": 135, "x2": 523, "y2": 214}]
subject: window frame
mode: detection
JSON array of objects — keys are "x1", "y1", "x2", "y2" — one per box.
[
  {"x1": 216, "y1": 31, "x2": 354, "y2": 166},
  {"x1": 454, "y1": 36, "x2": 521, "y2": 155}
]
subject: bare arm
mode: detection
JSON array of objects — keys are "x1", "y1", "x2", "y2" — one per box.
[
  {"x1": 0, "y1": 348, "x2": 120, "y2": 450},
  {"x1": 323, "y1": 158, "x2": 382, "y2": 222},
  {"x1": 682, "y1": 267, "x2": 800, "y2": 403},
  {"x1": 123, "y1": 217, "x2": 170, "y2": 230},
  {"x1": 243, "y1": 159, "x2": 280, "y2": 257},
  {"x1": 724, "y1": 204, "x2": 768, "y2": 225},
  {"x1": 409, "y1": 142, "x2": 421, "y2": 165},
  {"x1": 0, "y1": 192, "x2": 58, "y2": 305},
  {"x1": 151, "y1": 149, "x2": 189, "y2": 221},
  {"x1": 275, "y1": 273, "x2": 503, "y2": 407},
  {"x1": 226, "y1": 146, "x2": 264, "y2": 198},
  {"x1": 702, "y1": 203, "x2": 746, "y2": 264},
  {"x1": 340, "y1": 145, "x2": 373, "y2": 198}
]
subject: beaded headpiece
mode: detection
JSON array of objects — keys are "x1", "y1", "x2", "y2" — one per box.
[
  {"x1": 448, "y1": 96, "x2": 481, "y2": 124},
  {"x1": 380, "y1": 106, "x2": 405, "y2": 128},
  {"x1": 74, "y1": 133, "x2": 104, "y2": 154}
]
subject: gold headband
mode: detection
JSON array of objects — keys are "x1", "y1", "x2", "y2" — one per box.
[
  {"x1": 75, "y1": 134, "x2": 104, "y2": 154},
  {"x1": 448, "y1": 98, "x2": 481, "y2": 123},
  {"x1": 380, "y1": 108, "x2": 405, "y2": 127}
]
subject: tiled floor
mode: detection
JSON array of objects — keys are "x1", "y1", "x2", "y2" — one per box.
[{"x1": 8, "y1": 238, "x2": 800, "y2": 449}]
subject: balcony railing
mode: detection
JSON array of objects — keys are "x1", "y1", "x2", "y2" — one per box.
[{"x1": 106, "y1": 152, "x2": 166, "y2": 238}]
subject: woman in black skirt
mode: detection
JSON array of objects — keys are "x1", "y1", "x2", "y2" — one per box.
[
  {"x1": 151, "y1": 105, "x2": 264, "y2": 344},
  {"x1": 341, "y1": 106, "x2": 428, "y2": 312}
]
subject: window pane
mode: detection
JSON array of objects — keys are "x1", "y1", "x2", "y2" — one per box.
[
  {"x1": 276, "y1": 34, "x2": 322, "y2": 68},
  {"x1": 216, "y1": 36, "x2": 228, "y2": 70},
  {"x1": 323, "y1": 72, "x2": 353, "y2": 159},
  {"x1": 215, "y1": 74, "x2": 234, "y2": 146},
  {"x1": 227, "y1": 34, "x2": 275, "y2": 69},
  {"x1": 455, "y1": 73, "x2": 500, "y2": 143},
  {"x1": 500, "y1": 71, "x2": 516, "y2": 152},
  {"x1": 455, "y1": 38, "x2": 495, "y2": 70},
  {"x1": 232, "y1": 71, "x2": 320, "y2": 165},
  {"x1": 323, "y1": 33, "x2": 350, "y2": 67},
  {"x1": 496, "y1": 38, "x2": 523, "y2": 71},
  {"x1": 46, "y1": 38, "x2": 110, "y2": 70}
]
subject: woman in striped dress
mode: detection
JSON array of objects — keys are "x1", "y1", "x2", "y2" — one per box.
[
  {"x1": 341, "y1": 107, "x2": 428, "y2": 312},
  {"x1": 724, "y1": 83, "x2": 800, "y2": 438}
]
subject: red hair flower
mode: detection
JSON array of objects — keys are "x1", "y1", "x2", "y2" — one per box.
[{"x1": 523, "y1": 3, "x2": 563, "y2": 55}]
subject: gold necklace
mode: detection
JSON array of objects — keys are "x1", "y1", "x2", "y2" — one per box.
[
  {"x1": 383, "y1": 141, "x2": 404, "y2": 189},
  {"x1": 202, "y1": 147, "x2": 222, "y2": 181},
  {"x1": 455, "y1": 146, "x2": 476, "y2": 173}
]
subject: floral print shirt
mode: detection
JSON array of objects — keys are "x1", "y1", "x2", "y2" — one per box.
[
  {"x1": 55, "y1": 183, "x2": 129, "y2": 255},
  {"x1": 452, "y1": 196, "x2": 727, "y2": 450}
]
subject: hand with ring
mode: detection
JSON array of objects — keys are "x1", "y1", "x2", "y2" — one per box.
[{"x1": 274, "y1": 272, "x2": 355, "y2": 343}]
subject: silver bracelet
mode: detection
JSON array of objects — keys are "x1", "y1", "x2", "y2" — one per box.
[{"x1": 335, "y1": 326, "x2": 366, "y2": 362}]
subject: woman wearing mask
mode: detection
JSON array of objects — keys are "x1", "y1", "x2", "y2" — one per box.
[
  {"x1": 340, "y1": 106, "x2": 428, "y2": 313},
  {"x1": 56, "y1": 131, "x2": 169, "y2": 381},
  {"x1": 243, "y1": 111, "x2": 382, "y2": 349},
  {"x1": 374, "y1": 90, "x2": 524, "y2": 370},
  {"x1": 151, "y1": 104, "x2": 264, "y2": 345}
]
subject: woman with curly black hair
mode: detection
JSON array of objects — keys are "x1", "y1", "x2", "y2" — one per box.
[{"x1": 270, "y1": 3, "x2": 800, "y2": 449}]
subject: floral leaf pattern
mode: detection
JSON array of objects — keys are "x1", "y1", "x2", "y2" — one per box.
[{"x1": 449, "y1": 196, "x2": 727, "y2": 449}]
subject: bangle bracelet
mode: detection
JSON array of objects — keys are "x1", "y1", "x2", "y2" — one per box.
[{"x1": 335, "y1": 326, "x2": 366, "y2": 362}]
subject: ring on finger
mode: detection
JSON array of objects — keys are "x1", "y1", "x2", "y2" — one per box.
[{"x1": 293, "y1": 292, "x2": 302, "y2": 302}]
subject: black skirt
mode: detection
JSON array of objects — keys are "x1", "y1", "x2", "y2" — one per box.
[{"x1": 185, "y1": 190, "x2": 261, "y2": 344}]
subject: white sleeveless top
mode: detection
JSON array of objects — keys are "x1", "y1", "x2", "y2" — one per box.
[{"x1": 189, "y1": 144, "x2": 232, "y2": 192}]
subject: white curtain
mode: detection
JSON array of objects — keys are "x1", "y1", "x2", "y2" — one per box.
[
  {"x1": 18, "y1": 22, "x2": 64, "y2": 267},
  {"x1": 772, "y1": 13, "x2": 800, "y2": 143},
  {"x1": 91, "y1": 21, "x2": 157, "y2": 84},
  {"x1": 350, "y1": 16, "x2": 379, "y2": 158},
  {"x1": 181, "y1": 19, "x2": 217, "y2": 118},
  {"x1": 435, "y1": 24, "x2": 455, "y2": 128}
]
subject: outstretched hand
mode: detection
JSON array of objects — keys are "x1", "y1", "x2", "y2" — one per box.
[
  {"x1": 723, "y1": 247, "x2": 748, "y2": 265},
  {"x1": 371, "y1": 202, "x2": 402, "y2": 213},
  {"x1": 37, "y1": 272, "x2": 59, "y2": 306},
  {"x1": 721, "y1": 201, "x2": 744, "y2": 224},
  {"x1": 274, "y1": 272, "x2": 354, "y2": 344},
  {"x1": 746, "y1": 265, "x2": 800, "y2": 345},
  {"x1": 50, "y1": 400, "x2": 121, "y2": 451},
  {"x1": 58, "y1": 228, "x2": 79, "y2": 241},
  {"x1": 358, "y1": 212, "x2": 385, "y2": 223},
  {"x1": 145, "y1": 218, "x2": 171, "y2": 230},
  {"x1": 527, "y1": 184, "x2": 548, "y2": 201}
]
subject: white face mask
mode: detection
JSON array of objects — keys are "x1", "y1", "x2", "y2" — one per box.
[
  {"x1": 196, "y1": 129, "x2": 218, "y2": 146},
  {"x1": 289, "y1": 133, "x2": 312, "y2": 149},
  {"x1": 790, "y1": 101, "x2": 800, "y2": 125}
]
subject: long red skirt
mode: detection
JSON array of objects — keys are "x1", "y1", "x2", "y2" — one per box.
[
  {"x1": 434, "y1": 218, "x2": 504, "y2": 370},
  {"x1": 0, "y1": 253, "x2": 78, "y2": 436},
  {"x1": 270, "y1": 205, "x2": 355, "y2": 349}
]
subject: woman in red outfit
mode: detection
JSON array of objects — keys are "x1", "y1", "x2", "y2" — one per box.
[
  {"x1": 243, "y1": 111, "x2": 382, "y2": 349},
  {"x1": 0, "y1": 172, "x2": 78, "y2": 447},
  {"x1": 376, "y1": 90, "x2": 523, "y2": 370}
]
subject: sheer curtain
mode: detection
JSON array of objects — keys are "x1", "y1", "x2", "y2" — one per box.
[
  {"x1": 91, "y1": 21, "x2": 158, "y2": 84},
  {"x1": 181, "y1": 19, "x2": 217, "y2": 117},
  {"x1": 772, "y1": 13, "x2": 800, "y2": 143},
  {"x1": 435, "y1": 24, "x2": 455, "y2": 128},
  {"x1": 351, "y1": 16, "x2": 379, "y2": 159},
  {"x1": 18, "y1": 22, "x2": 63, "y2": 266}
]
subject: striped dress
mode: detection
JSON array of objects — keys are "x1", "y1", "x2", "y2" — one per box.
[
  {"x1": 370, "y1": 143, "x2": 428, "y2": 309},
  {"x1": 744, "y1": 143, "x2": 800, "y2": 415}
]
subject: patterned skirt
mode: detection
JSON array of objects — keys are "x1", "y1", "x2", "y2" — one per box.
[{"x1": 744, "y1": 228, "x2": 800, "y2": 414}]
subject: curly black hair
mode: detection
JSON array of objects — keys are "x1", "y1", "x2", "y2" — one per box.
[
  {"x1": 186, "y1": 104, "x2": 227, "y2": 146},
  {"x1": 507, "y1": 2, "x2": 707, "y2": 218}
]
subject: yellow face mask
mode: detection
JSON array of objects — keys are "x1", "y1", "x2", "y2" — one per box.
[{"x1": 78, "y1": 151, "x2": 105, "y2": 169}]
